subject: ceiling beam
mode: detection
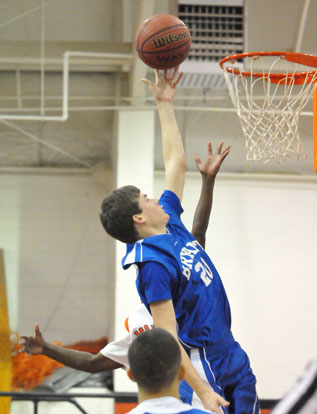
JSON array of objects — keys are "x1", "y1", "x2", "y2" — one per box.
[
  {"x1": 129, "y1": 0, "x2": 156, "y2": 102},
  {"x1": 294, "y1": 0, "x2": 311, "y2": 52}
]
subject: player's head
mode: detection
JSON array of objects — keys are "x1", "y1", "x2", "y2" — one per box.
[
  {"x1": 136, "y1": 192, "x2": 170, "y2": 233},
  {"x1": 127, "y1": 328, "x2": 183, "y2": 394},
  {"x1": 100, "y1": 187, "x2": 169, "y2": 244},
  {"x1": 100, "y1": 185, "x2": 142, "y2": 244}
]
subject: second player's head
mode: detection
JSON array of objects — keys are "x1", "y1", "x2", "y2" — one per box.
[{"x1": 127, "y1": 328, "x2": 183, "y2": 394}]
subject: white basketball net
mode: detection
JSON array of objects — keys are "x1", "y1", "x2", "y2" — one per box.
[{"x1": 222, "y1": 55, "x2": 317, "y2": 163}]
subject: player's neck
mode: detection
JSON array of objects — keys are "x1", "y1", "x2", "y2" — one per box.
[
  {"x1": 137, "y1": 382, "x2": 180, "y2": 403},
  {"x1": 138, "y1": 225, "x2": 168, "y2": 239}
]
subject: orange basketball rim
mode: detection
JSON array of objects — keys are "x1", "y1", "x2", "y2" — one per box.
[{"x1": 220, "y1": 51, "x2": 317, "y2": 172}]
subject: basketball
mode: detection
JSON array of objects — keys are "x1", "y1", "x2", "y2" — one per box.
[{"x1": 135, "y1": 14, "x2": 191, "y2": 70}]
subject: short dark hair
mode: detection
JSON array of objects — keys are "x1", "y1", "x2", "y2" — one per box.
[
  {"x1": 128, "y1": 328, "x2": 181, "y2": 393},
  {"x1": 100, "y1": 185, "x2": 141, "y2": 244}
]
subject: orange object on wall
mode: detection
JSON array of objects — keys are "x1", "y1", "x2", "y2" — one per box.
[{"x1": 12, "y1": 336, "x2": 108, "y2": 390}]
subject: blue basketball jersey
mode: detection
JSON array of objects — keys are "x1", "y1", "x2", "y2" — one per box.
[{"x1": 122, "y1": 190, "x2": 232, "y2": 349}]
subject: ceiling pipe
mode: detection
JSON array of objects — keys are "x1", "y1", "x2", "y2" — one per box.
[
  {"x1": 0, "y1": 51, "x2": 134, "y2": 121},
  {"x1": 294, "y1": 0, "x2": 311, "y2": 53},
  {"x1": 0, "y1": 105, "x2": 312, "y2": 116}
]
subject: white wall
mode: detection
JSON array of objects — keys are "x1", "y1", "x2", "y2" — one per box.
[
  {"x1": 154, "y1": 171, "x2": 317, "y2": 399},
  {"x1": 0, "y1": 169, "x2": 115, "y2": 344},
  {"x1": 0, "y1": 168, "x2": 116, "y2": 414}
]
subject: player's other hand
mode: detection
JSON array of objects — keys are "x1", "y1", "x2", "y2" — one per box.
[
  {"x1": 201, "y1": 389, "x2": 230, "y2": 414},
  {"x1": 194, "y1": 142, "x2": 231, "y2": 179},
  {"x1": 141, "y1": 65, "x2": 184, "y2": 103},
  {"x1": 19, "y1": 323, "x2": 45, "y2": 355}
]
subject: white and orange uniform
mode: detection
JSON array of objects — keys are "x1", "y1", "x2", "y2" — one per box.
[
  {"x1": 100, "y1": 304, "x2": 205, "y2": 410},
  {"x1": 99, "y1": 304, "x2": 154, "y2": 368}
]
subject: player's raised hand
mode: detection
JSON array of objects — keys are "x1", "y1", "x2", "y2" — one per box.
[
  {"x1": 194, "y1": 142, "x2": 231, "y2": 179},
  {"x1": 19, "y1": 323, "x2": 45, "y2": 355},
  {"x1": 141, "y1": 65, "x2": 184, "y2": 103}
]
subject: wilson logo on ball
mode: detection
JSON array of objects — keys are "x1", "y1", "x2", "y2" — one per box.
[{"x1": 153, "y1": 32, "x2": 189, "y2": 49}]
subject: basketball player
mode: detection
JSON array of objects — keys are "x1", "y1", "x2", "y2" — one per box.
[
  {"x1": 19, "y1": 139, "x2": 223, "y2": 378},
  {"x1": 127, "y1": 328, "x2": 215, "y2": 414},
  {"x1": 100, "y1": 66, "x2": 258, "y2": 414}
]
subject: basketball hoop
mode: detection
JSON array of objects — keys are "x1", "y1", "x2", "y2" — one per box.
[{"x1": 219, "y1": 51, "x2": 317, "y2": 171}]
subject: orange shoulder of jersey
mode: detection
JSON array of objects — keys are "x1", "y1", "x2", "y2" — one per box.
[
  {"x1": 125, "y1": 304, "x2": 154, "y2": 339},
  {"x1": 124, "y1": 317, "x2": 130, "y2": 333}
]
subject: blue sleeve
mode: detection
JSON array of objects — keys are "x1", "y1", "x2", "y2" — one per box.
[{"x1": 138, "y1": 262, "x2": 173, "y2": 305}]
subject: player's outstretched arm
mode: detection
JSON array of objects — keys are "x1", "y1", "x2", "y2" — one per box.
[
  {"x1": 142, "y1": 66, "x2": 186, "y2": 201},
  {"x1": 191, "y1": 142, "x2": 230, "y2": 248},
  {"x1": 150, "y1": 300, "x2": 229, "y2": 414},
  {"x1": 19, "y1": 323, "x2": 123, "y2": 373}
]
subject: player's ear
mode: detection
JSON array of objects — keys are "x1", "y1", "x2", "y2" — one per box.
[
  {"x1": 127, "y1": 368, "x2": 136, "y2": 383},
  {"x1": 133, "y1": 214, "x2": 146, "y2": 224},
  {"x1": 178, "y1": 364, "x2": 185, "y2": 380}
]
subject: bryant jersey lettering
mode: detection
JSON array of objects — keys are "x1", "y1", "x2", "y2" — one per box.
[{"x1": 180, "y1": 239, "x2": 214, "y2": 286}]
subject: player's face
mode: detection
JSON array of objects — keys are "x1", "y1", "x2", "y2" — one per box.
[{"x1": 138, "y1": 193, "x2": 169, "y2": 228}]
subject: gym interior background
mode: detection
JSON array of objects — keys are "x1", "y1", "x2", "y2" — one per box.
[{"x1": 0, "y1": 0, "x2": 316, "y2": 412}]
